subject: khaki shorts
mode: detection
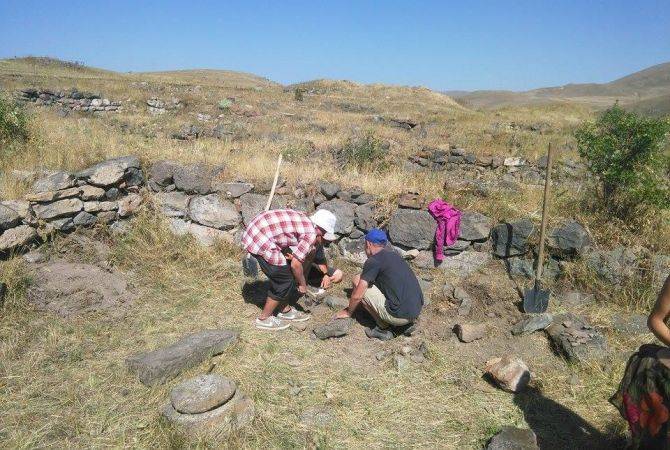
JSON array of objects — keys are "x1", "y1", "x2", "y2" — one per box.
[{"x1": 363, "y1": 285, "x2": 410, "y2": 328}]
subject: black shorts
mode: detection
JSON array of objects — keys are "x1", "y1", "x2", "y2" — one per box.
[{"x1": 254, "y1": 254, "x2": 297, "y2": 302}]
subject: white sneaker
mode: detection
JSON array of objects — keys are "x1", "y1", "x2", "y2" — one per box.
[
  {"x1": 255, "y1": 316, "x2": 290, "y2": 330},
  {"x1": 277, "y1": 308, "x2": 311, "y2": 322}
]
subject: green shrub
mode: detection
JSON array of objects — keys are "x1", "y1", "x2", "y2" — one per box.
[
  {"x1": 294, "y1": 88, "x2": 305, "y2": 102},
  {"x1": 0, "y1": 95, "x2": 29, "y2": 147},
  {"x1": 337, "y1": 132, "x2": 389, "y2": 169},
  {"x1": 218, "y1": 99, "x2": 232, "y2": 110},
  {"x1": 575, "y1": 104, "x2": 670, "y2": 215}
]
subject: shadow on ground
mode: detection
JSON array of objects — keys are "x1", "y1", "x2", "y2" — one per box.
[
  {"x1": 241, "y1": 280, "x2": 269, "y2": 309},
  {"x1": 513, "y1": 386, "x2": 626, "y2": 449}
]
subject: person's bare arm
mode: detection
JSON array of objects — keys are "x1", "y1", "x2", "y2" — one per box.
[
  {"x1": 290, "y1": 256, "x2": 308, "y2": 294},
  {"x1": 335, "y1": 279, "x2": 368, "y2": 318},
  {"x1": 316, "y1": 263, "x2": 332, "y2": 288},
  {"x1": 648, "y1": 275, "x2": 670, "y2": 346}
]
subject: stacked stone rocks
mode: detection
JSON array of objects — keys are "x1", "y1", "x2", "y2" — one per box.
[
  {"x1": 144, "y1": 159, "x2": 602, "y2": 279},
  {"x1": 407, "y1": 146, "x2": 586, "y2": 184},
  {"x1": 17, "y1": 88, "x2": 121, "y2": 112},
  {"x1": 146, "y1": 97, "x2": 184, "y2": 115},
  {"x1": 161, "y1": 374, "x2": 255, "y2": 441},
  {"x1": 146, "y1": 162, "x2": 381, "y2": 250},
  {"x1": 0, "y1": 154, "x2": 627, "y2": 290},
  {"x1": 0, "y1": 156, "x2": 143, "y2": 253}
]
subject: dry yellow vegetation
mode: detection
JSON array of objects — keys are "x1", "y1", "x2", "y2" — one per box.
[{"x1": 0, "y1": 57, "x2": 668, "y2": 448}]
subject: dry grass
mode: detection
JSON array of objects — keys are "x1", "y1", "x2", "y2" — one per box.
[{"x1": 0, "y1": 213, "x2": 644, "y2": 448}]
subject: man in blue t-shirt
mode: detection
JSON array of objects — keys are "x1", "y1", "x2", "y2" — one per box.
[{"x1": 334, "y1": 228, "x2": 424, "y2": 340}]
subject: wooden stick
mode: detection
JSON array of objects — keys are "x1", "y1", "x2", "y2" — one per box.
[
  {"x1": 265, "y1": 154, "x2": 283, "y2": 211},
  {"x1": 536, "y1": 142, "x2": 554, "y2": 282}
]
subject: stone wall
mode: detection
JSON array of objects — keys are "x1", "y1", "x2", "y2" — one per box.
[
  {"x1": 17, "y1": 88, "x2": 122, "y2": 112},
  {"x1": 2, "y1": 155, "x2": 653, "y2": 286},
  {"x1": 0, "y1": 156, "x2": 142, "y2": 253},
  {"x1": 143, "y1": 159, "x2": 544, "y2": 272},
  {"x1": 407, "y1": 146, "x2": 586, "y2": 185}
]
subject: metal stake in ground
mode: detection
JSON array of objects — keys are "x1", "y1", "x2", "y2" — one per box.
[
  {"x1": 242, "y1": 154, "x2": 283, "y2": 278},
  {"x1": 523, "y1": 142, "x2": 554, "y2": 313}
]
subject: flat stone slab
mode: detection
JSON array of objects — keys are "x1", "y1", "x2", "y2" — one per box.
[
  {"x1": 511, "y1": 313, "x2": 553, "y2": 336},
  {"x1": 545, "y1": 314, "x2": 608, "y2": 363},
  {"x1": 126, "y1": 329, "x2": 239, "y2": 386},
  {"x1": 161, "y1": 388, "x2": 254, "y2": 441},
  {"x1": 487, "y1": 426, "x2": 538, "y2": 450},
  {"x1": 171, "y1": 374, "x2": 237, "y2": 414},
  {"x1": 313, "y1": 318, "x2": 353, "y2": 339}
]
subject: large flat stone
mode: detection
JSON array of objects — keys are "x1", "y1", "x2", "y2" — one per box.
[
  {"x1": 388, "y1": 209, "x2": 435, "y2": 250},
  {"x1": 1, "y1": 200, "x2": 31, "y2": 219},
  {"x1": 171, "y1": 374, "x2": 237, "y2": 414},
  {"x1": 25, "y1": 186, "x2": 82, "y2": 203},
  {"x1": 188, "y1": 194, "x2": 240, "y2": 230},
  {"x1": 438, "y1": 251, "x2": 491, "y2": 276},
  {"x1": 239, "y1": 193, "x2": 287, "y2": 225},
  {"x1": 487, "y1": 427, "x2": 538, "y2": 450},
  {"x1": 30, "y1": 171, "x2": 75, "y2": 194},
  {"x1": 213, "y1": 181, "x2": 254, "y2": 198},
  {"x1": 80, "y1": 156, "x2": 141, "y2": 187},
  {"x1": 161, "y1": 388, "x2": 254, "y2": 441},
  {"x1": 126, "y1": 329, "x2": 239, "y2": 386},
  {"x1": 168, "y1": 218, "x2": 236, "y2": 246},
  {"x1": 491, "y1": 219, "x2": 534, "y2": 258},
  {"x1": 0, "y1": 204, "x2": 22, "y2": 230},
  {"x1": 33, "y1": 198, "x2": 83, "y2": 220},
  {"x1": 313, "y1": 318, "x2": 353, "y2": 339},
  {"x1": 0, "y1": 225, "x2": 38, "y2": 251},
  {"x1": 154, "y1": 191, "x2": 191, "y2": 217},
  {"x1": 173, "y1": 163, "x2": 224, "y2": 194},
  {"x1": 317, "y1": 199, "x2": 356, "y2": 235},
  {"x1": 545, "y1": 314, "x2": 608, "y2": 363},
  {"x1": 459, "y1": 211, "x2": 492, "y2": 242}
]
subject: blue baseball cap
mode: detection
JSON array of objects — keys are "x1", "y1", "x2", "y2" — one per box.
[{"x1": 365, "y1": 228, "x2": 388, "y2": 245}]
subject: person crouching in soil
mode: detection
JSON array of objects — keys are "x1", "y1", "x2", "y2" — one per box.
[
  {"x1": 242, "y1": 208, "x2": 337, "y2": 331},
  {"x1": 611, "y1": 274, "x2": 670, "y2": 449},
  {"x1": 334, "y1": 228, "x2": 423, "y2": 340}
]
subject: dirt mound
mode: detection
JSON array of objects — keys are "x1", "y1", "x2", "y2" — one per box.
[{"x1": 26, "y1": 260, "x2": 135, "y2": 317}]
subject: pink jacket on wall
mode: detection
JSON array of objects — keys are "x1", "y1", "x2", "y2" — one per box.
[{"x1": 428, "y1": 199, "x2": 461, "y2": 262}]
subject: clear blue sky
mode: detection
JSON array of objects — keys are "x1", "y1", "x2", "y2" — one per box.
[{"x1": 1, "y1": 0, "x2": 669, "y2": 91}]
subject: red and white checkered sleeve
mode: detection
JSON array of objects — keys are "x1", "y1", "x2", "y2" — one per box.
[{"x1": 291, "y1": 216, "x2": 317, "y2": 262}]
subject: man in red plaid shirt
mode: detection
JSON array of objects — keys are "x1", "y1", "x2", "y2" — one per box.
[{"x1": 242, "y1": 208, "x2": 337, "y2": 330}]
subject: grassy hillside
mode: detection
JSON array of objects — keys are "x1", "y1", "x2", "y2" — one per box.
[{"x1": 0, "y1": 57, "x2": 668, "y2": 448}]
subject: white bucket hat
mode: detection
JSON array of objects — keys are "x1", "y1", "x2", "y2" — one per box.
[{"x1": 310, "y1": 209, "x2": 337, "y2": 241}]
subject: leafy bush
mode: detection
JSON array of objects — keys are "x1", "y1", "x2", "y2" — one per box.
[
  {"x1": 218, "y1": 99, "x2": 232, "y2": 110},
  {"x1": 336, "y1": 132, "x2": 389, "y2": 169},
  {"x1": 294, "y1": 88, "x2": 305, "y2": 102},
  {"x1": 575, "y1": 104, "x2": 670, "y2": 215},
  {"x1": 0, "y1": 95, "x2": 29, "y2": 147}
]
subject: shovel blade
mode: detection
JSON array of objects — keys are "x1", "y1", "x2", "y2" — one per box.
[{"x1": 523, "y1": 286, "x2": 550, "y2": 313}]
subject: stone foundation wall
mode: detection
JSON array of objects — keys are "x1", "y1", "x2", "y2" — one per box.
[
  {"x1": 407, "y1": 147, "x2": 586, "y2": 185},
  {"x1": 17, "y1": 88, "x2": 122, "y2": 112},
  {"x1": 2, "y1": 155, "x2": 640, "y2": 284},
  {"x1": 0, "y1": 156, "x2": 142, "y2": 253}
]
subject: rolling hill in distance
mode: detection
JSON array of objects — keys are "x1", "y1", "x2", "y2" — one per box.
[
  {"x1": 447, "y1": 61, "x2": 670, "y2": 116},
  {"x1": 2, "y1": 56, "x2": 669, "y2": 117}
]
